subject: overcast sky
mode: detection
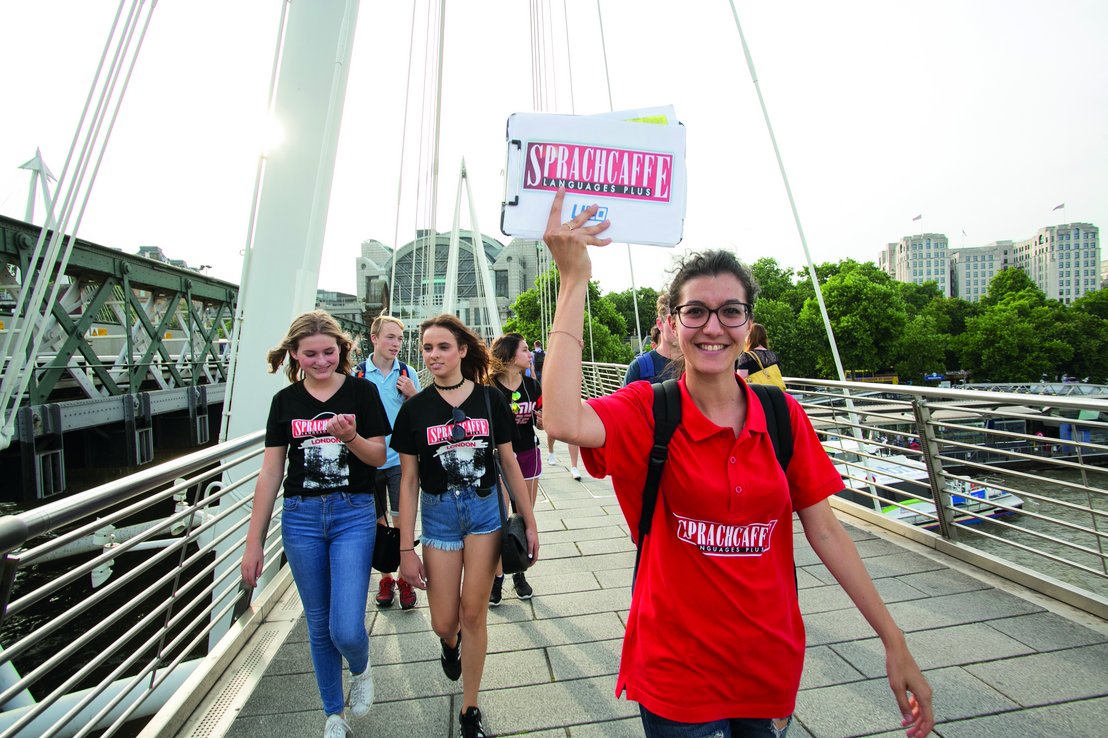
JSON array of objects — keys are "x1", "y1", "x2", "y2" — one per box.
[{"x1": 2, "y1": 0, "x2": 1106, "y2": 297}]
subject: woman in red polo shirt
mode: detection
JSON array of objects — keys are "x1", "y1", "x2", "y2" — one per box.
[{"x1": 540, "y1": 190, "x2": 933, "y2": 738}]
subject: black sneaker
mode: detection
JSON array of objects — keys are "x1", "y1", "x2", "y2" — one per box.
[
  {"x1": 459, "y1": 706, "x2": 487, "y2": 738},
  {"x1": 489, "y1": 575, "x2": 504, "y2": 607},
  {"x1": 440, "y1": 631, "x2": 461, "y2": 681},
  {"x1": 512, "y1": 572, "x2": 533, "y2": 600}
]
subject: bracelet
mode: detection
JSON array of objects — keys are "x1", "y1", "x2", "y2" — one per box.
[
  {"x1": 400, "y1": 547, "x2": 416, "y2": 552},
  {"x1": 343, "y1": 432, "x2": 358, "y2": 444},
  {"x1": 549, "y1": 329, "x2": 584, "y2": 348}
]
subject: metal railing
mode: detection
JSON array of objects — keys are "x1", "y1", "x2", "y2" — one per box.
[
  {"x1": 0, "y1": 431, "x2": 278, "y2": 738},
  {"x1": 579, "y1": 365, "x2": 1107, "y2": 615},
  {"x1": 0, "y1": 366, "x2": 1104, "y2": 736}
]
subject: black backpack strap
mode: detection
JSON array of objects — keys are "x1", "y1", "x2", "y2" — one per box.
[
  {"x1": 749, "y1": 384, "x2": 792, "y2": 472},
  {"x1": 634, "y1": 379, "x2": 681, "y2": 588}
]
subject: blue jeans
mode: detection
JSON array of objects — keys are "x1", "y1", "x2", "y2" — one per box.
[
  {"x1": 282, "y1": 493, "x2": 375, "y2": 716},
  {"x1": 640, "y1": 705, "x2": 793, "y2": 738}
]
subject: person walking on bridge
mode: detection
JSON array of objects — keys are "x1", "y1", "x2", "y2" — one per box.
[
  {"x1": 540, "y1": 190, "x2": 933, "y2": 738},
  {"x1": 623, "y1": 292, "x2": 680, "y2": 386},
  {"x1": 392, "y1": 315, "x2": 540, "y2": 738},
  {"x1": 354, "y1": 315, "x2": 422, "y2": 611},
  {"x1": 241, "y1": 311, "x2": 392, "y2": 738}
]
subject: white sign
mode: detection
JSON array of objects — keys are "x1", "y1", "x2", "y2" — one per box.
[{"x1": 500, "y1": 109, "x2": 687, "y2": 247}]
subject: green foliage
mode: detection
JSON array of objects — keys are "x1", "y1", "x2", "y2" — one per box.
[
  {"x1": 894, "y1": 314, "x2": 948, "y2": 381},
  {"x1": 980, "y1": 268, "x2": 1045, "y2": 308},
  {"x1": 802, "y1": 261, "x2": 907, "y2": 376},
  {"x1": 503, "y1": 255, "x2": 1105, "y2": 382},
  {"x1": 606, "y1": 287, "x2": 660, "y2": 345},
  {"x1": 1072, "y1": 286, "x2": 1108, "y2": 320},
  {"x1": 504, "y1": 266, "x2": 633, "y2": 364},
  {"x1": 750, "y1": 258, "x2": 795, "y2": 303}
]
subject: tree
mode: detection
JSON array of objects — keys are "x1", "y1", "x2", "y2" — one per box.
[
  {"x1": 750, "y1": 257, "x2": 795, "y2": 303},
  {"x1": 503, "y1": 267, "x2": 633, "y2": 364},
  {"x1": 958, "y1": 300, "x2": 1071, "y2": 381},
  {"x1": 801, "y1": 261, "x2": 907, "y2": 376},
  {"x1": 893, "y1": 314, "x2": 948, "y2": 382},
  {"x1": 1072, "y1": 286, "x2": 1108, "y2": 321},
  {"x1": 897, "y1": 280, "x2": 943, "y2": 313},
  {"x1": 606, "y1": 286, "x2": 660, "y2": 344},
  {"x1": 980, "y1": 268, "x2": 1044, "y2": 308}
]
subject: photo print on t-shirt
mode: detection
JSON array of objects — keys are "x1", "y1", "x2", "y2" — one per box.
[
  {"x1": 292, "y1": 413, "x2": 349, "y2": 489},
  {"x1": 427, "y1": 416, "x2": 491, "y2": 488}
]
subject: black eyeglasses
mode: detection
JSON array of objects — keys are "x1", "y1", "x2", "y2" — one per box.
[
  {"x1": 447, "y1": 407, "x2": 467, "y2": 441},
  {"x1": 672, "y1": 302, "x2": 753, "y2": 329}
]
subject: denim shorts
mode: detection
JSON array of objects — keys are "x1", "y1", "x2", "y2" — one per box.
[{"x1": 420, "y1": 486, "x2": 502, "y2": 551}]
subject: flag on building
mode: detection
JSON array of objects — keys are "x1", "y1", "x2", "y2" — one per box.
[
  {"x1": 1052, "y1": 203, "x2": 1065, "y2": 211},
  {"x1": 912, "y1": 214, "x2": 922, "y2": 221}
]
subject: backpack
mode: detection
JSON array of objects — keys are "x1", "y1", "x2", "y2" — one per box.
[
  {"x1": 633, "y1": 379, "x2": 793, "y2": 587},
  {"x1": 633, "y1": 351, "x2": 656, "y2": 381}
]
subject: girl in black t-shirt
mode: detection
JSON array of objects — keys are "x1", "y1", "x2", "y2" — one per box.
[
  {"x1": 240, "y1": 311, "x2": 390, "y2": 737},
  {"x1": 487, "y1": 332, "x2": 543, "y2": 603},
  {"x1": 392, "y1": 315, "x2": 539, "y2": 738}
]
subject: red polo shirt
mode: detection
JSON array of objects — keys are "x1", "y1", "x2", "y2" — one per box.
[{"x1": 582, "y1": 376, "x2": 843, "y2": 722}]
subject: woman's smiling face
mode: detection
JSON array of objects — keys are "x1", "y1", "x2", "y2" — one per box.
[
  {"x1": 671, "y1": 273, "x2": 751, "y2": 376},
  {"x1": 289, "y1": 333, "x2": 340, "y2": 382}
]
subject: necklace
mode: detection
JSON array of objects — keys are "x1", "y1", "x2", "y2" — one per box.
[{"x1": 434, "y1": 377, "x2": 466, "y2": 391}]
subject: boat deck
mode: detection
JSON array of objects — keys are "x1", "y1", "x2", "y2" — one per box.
[{"x1": 181, "y1": 451, "x2": 1108, "y2": 737}]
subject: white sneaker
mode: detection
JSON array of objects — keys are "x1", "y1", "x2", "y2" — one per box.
[
  {"x1": 324, "y1": 714, "x2": 352, "y2": 738},
  {"x1": 547, "y1": 452, "x2": 558, "y2": 465},
  {"x1": 570, "y1": 466, "x2": 582, "y2": 480},
  {"x1": 349, "y1": 668, "x2": 374, "y2": 717}
]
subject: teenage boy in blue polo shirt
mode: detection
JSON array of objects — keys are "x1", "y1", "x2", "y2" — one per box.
[{"x1": 354, "y1": 315, "x2": 421, "y2": 609}]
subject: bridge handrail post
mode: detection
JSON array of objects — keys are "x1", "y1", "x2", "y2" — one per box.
[{"x1": 912, "y1": 398, "x2": 957, "y2": 539}]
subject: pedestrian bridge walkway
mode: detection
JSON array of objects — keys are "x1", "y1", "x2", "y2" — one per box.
[{"x1": 177, "y1": 451, "x2": 1108, "y2": 738}]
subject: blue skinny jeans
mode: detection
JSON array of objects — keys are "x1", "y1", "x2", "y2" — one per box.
[{"x1": 281, "y1": 492, "x2": 375, "y2": 716}]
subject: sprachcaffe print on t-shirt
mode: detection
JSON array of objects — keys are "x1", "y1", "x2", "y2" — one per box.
[
  {"x1": 291, "y1": 413, "x2": 351, "y2": 489},
  {"x1": 390, "y1": 385, "x2": 515, "y2": 494},
  {"x1": 674, "y1": 515, "x2": 776, "y2": 556},
  {"x1": 426, "y1": 415, "x2": 491, "y2": 488},
  {"x1": 264, "y1": 376, "x2": 391, "y2": 498}
]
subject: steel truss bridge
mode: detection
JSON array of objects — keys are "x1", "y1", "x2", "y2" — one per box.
[{"x1": 0, "y1": 216, "x2": 364, "y2": 501}]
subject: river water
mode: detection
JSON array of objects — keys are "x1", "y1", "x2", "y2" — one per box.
[{"x1": 953, "y1": 466, "x2": 1108, "y2": 598}]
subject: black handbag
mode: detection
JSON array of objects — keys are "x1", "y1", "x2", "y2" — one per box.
[
  {"x1": 483, "y1": 387, "x2": 532, "y2": 574},
  {"x1": 373, "y1": 519, "x2": 400, "y2": 573}
]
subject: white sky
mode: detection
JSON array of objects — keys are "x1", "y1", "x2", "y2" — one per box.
[{"x1": 2, "y1": 0, "x2": 1106, "y2": 296}]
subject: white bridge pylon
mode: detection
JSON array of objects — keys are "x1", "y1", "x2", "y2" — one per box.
[{"x1": 443, "y1": 158, "x2": 502, "y2": 341}]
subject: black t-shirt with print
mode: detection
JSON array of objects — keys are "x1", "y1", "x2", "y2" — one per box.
[
  {"x1": 265, "y1": 375, "x2": 392, "y2": 498},
  {"x1": 493, "y1": 376, "x2": 542, "y2": 453},
  {"x1": 390, "y1": 384, "x2": 514, "y2": 494}
]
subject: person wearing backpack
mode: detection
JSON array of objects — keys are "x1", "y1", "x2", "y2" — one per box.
[
  {"x1": 623, "y1": 292, "x2": 679, "y2": 386},
  {"x1": 355, "y1": 315, "x2": 422, "y2": 612},
  {"x1": 540, "y1": 190, "x2": 933, "y2": 738}
]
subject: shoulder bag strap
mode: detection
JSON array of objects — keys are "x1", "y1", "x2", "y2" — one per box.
[{"x1": 483, "y1": 386, "x2": 519, "y2": 526}]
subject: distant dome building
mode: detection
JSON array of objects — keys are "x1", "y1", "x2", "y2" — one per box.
[{"x1": 356, "y1": 229, "x2": 542, "y2": 361}]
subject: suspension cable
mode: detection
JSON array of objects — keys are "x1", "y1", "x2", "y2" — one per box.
[
  {"x1": 388, "y1": 0, "x2": 421, "y2": 334},
  {"x1": 0, "y1": 0, "x2": 157, "y2": 450},
  {"x1": 726, "y1": 0, "x2": 848, "y2": 383}
]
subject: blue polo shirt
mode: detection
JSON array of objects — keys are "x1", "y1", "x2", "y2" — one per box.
[{"x1": 359, "y1": 354, "x2": 421, "y2": 469}]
